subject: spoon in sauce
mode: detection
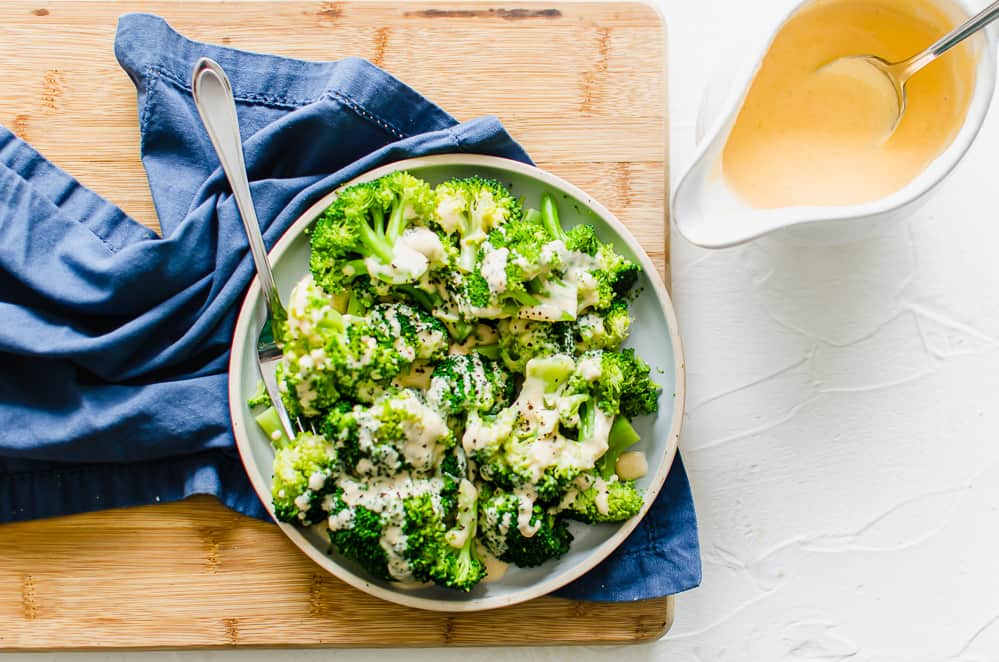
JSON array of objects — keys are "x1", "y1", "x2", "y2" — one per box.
[{"x1": 828, "y1": 0, "x2": 999, "y2": 129}]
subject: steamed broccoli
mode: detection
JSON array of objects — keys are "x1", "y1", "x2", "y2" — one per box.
[
  {"x1": 323, "y1": 388, "x2": 455, "y2": 476},
  {"x1": 575, "y1": 299, "x2": 631, "y2": 351},
  {"x1": 539, "y1": 193, "x2": 640, "y2": 312},
  {"x1": 562, "y1": 475, "x2": 643, "y2": 523},
  {"x1": 467, "y1": 356, "x2": 593, "y2": 503},
  {"x1": 272, "y1": 432, "x2": 340, "y2": 524},
  {"x1": 615, "y1": 348, "x2": 661, "y2": 418},
  {"x1": 434, "y1": 177, "x2": 522, "y2": 272},
  {"x1": 279, "y1": 277, "x2": 449, "y2": 414},
  {"x1": 309, "y1": 172, "x2": 438, "y2": 292},
  {"x1": 326, "y1": 475, "x2": 484, "y2": 590},
  {"x1": 405, "y1": 478, "x2": 486, "y2": 590},
  {"x1": 496, "y1": 318, "x2": 574, "y2": 372},
  {"x1": 427, "y1": 353, "x2": 514, "y2": 415},
  {"x1": 261, "y1": 172, "x2": 664, "y2": 594},
  {"x1": 477, "y1": 485, "x2": 573, "y2": 567},
  {"x1": 325, "y1": 488, "x2": 393, "y2": 580}
]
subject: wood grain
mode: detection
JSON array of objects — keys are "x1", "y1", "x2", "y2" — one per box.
[
  {"x1": 0, "y1": 0, "x2": 671, "y2": 648},
  {"x1": 0, "y1": 497, "x2": 673, "y2": 649}
]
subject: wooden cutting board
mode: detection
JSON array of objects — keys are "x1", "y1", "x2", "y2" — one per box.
[{"x1": 0, "y1": 0, "x2": 670, "y2": 649}]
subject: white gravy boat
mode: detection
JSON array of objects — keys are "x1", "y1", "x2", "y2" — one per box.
[{"x1": 673, "y1": 0, "x2": 997, "y2": 249}]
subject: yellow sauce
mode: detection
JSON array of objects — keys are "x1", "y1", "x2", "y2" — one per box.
[{"x1": 722, "y1": 0, "x2": 976, "y2": 209}]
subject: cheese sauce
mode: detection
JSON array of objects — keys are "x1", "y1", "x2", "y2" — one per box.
[{"x1": 722, "y1": 0, "x2": 975, "y2": 208}]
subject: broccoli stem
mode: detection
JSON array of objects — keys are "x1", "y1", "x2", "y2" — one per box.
[
  {"x1": 397, "y1": 285, "x2": 441, "y2": 312},
  {"x1": 355, "y1": 217, "x2": 394, "y2": 263},
  {"x1": 509, "y1": 290, "x2": 542, "y2": 307},
  {"x1": 458, "y1": 242, "x2": 479, "y2": 273},
  {"x1": 474, "y1": 344, "x2": 501, "y2": 360},
  {"x1": 372, "y1": 206, "x2": 386, "y2": 239},
  {"x1": 255, "y1": 406, "x2": 290, "y2": 448},
  {"x1": 597, "y1": 417, "x2": 641, "y2": 479},
  {"x1": 346, "y1": 292, "x2": 369, "y2": 316},
  {"x1": 541, "y1": 193, "x2": 567, "y2": 242},
  {"x1": 579, "y1": 401, "x2": 597, "y2": 442},
  {"x1": 386, "y1": 197, "x2": 410, "y2": 242}
]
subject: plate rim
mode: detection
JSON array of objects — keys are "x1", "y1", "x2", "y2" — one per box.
[{"x1": 227, "y1": 153, "x2": 686, "y2": 611}]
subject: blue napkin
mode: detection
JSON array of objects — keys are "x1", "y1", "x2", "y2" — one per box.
[{"x1": 0, "y1": 13, "x2": 700, "y2": 601}]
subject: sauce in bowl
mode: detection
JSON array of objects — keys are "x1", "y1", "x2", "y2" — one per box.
[{"x1": 722, "y1": 0, "x2": 976, "y2": 209}]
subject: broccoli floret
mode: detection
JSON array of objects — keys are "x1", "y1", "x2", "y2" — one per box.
[
  {"x1": 596, "y1": 416, "x2": 641, "y2": 479},
  {"x1": 435, "y1": 177, "x2": 522, "y2": 272},
  {"x1": 487, "y1": 208, "x2": 563, "y2": 282},
  {"x1": 477, "y1": 486, "x2": 573, "y2": 567},
  {"x1": 427, "y1": 353, "x2": 514, "y2": 415},
  {"x1": 612, "y1": 348, "x2": 661, "y2": 418},
  {"x1": 323, "y1": 388, "x2": 455, "y2": 476},
  {"x1": 560, "y1": 352, "x2": 627, "y2": 434},
  {"x1": 321, "y1": 400, "x2": 363, "y2": 469},
  {"x1": 468, "y1": 357, "x2": 588, "y2": 503},
  {"x1": 271, "y1": 432, "x2": 340, "y2": 525},
  {"x1": 247, "y1": 380, "x2": 272, "y2": 409},
  {"x1": 309, "y1": 172, "x2": 437, "y2": 292},
  {"x1": 575, "y1": 300, "x2": 631, "y2": 351},
  {"x1": 405, "y1": 478, "x2": 486, "y2": 591},
  {"x1": 280, "y1": 278, "x2": 449, "y2": 414},
  {"x1": 539, "y1": 193, "x2": 640, "y2": 310},
  {"x1": 362, "y1": 302, "x2": 449, "y2": 363},
  {"x1": 496, "y1": 318, "x2": 574, "y2": 372},
  {"x1": 562, "y1": 475, "x2": 643, "y2": 523},
  {"x1": 326, "y1": 489, "x2": 393, "y2": 580},
  {"x1": 559, "y1": 349, "x2": 660, "y2": 428},
  {"x1": 344, "y1": 274, "x2": 382, "y2": 315},
  {"x1": 565, "y1": 223, "x2": 600, "y2": 255},
  {"x1": 595, "y1": 243, "x2": 641, "y2": 298}
]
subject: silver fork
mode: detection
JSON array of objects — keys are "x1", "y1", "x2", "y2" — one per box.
[{"x1": 191, "y1": 57, "x2": 299, "y2": 442}]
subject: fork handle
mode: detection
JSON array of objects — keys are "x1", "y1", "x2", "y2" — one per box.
[
  {"x1": 191, "y1": 58, "x2": 286, "y2": 322},
  {"x1": 897, "y1": 0, "x2": 999, "y2": 81}
]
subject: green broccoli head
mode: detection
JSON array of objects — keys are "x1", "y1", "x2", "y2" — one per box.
[
  {"x1": 560, "y1": 349, "x2": 659, "y2": 428},
  {"x1": 363, "y1": 302, "x2": 450, "y2": 363},
  {"x1": 595, "y1": 243, "x2": 640, "y2": 299},
  {"x1": 278, "y1": 276, "x2": 349, "y2": 416},
  {"x1": 496, "y1": 318, "x2": 574, "y2": 372},
  {"x1": 611, "y1": 348, "x2": 661, "y2": 418},
  {"x1": 561, "y1": 351, "x2": 626, "y2": 430},
  {"x1": 309, "y1": 172, "x2": 437, "y2": 292},
  {"x1": 427, "y1": 353, "x2": 514, "y2": 415},
  {"x1": 326, "y1": 489, "x2": 393, "y2": 580},
  {"x1": 271, "y1": 432, "x2": 340, "y2": 525},
  {"x1": 477, "y1": 486, "x2": 573, "y2": 568},
  {"x1": 562, "y1": 475, "x2": 643, "y2": 524},
  {"x1": 404, "y1": 478, "x2": 486, "y2": 591},
  {"x1": 487, "y1": 209, "x2": 563, "y2": 281},
  {"x1": 280, "y1": 282, "x2": 451, "y2": 413},
  {"x1": 435, "y1": 177, "x2": 522, "y2": 272},
  {"x1": 326, "y1": 388, "x2": 455, "y2": 476},
  {"x1": 576, "y1": 300, "x2": 632, "y2": 351},
  {"x1": 565, "y1": 223, "x2": 600, "y2": 255}
]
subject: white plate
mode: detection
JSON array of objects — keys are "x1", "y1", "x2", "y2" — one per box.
[{"x1": 228, "y1": 154, "x2": 686, "y2": 611}]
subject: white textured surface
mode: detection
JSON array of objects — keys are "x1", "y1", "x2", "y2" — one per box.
[{"x1": 14, "y1": 0, "x2": 999, "y2": 659}]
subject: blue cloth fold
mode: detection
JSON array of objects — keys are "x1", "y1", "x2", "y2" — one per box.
[{"x1": 0, "y1": 13, "x2": 700, "y2": 601}]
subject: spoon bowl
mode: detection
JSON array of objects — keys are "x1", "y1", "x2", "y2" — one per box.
[{"x1": 830, "y1": 0, "x2": 999, "y2": 129}]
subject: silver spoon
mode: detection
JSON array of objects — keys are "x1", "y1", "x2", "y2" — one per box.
[
  {"x1": 191, "y1": 57, "x2": 298, "y2": 442},
  {"x1": 835, "y1": 0, "x2": 999, "y2": 124}
]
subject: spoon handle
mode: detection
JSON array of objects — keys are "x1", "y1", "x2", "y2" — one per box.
[
  {"x1": 191, "y1": 57, "x2": 286, "y2": 321},
  {"x1": 899, "y1": 0, "x2": 999, "y2": 80}
]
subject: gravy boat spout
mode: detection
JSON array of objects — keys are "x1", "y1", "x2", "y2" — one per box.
[{"x1": 673, "y1": 0, "x2": 996, "y2": 250}]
